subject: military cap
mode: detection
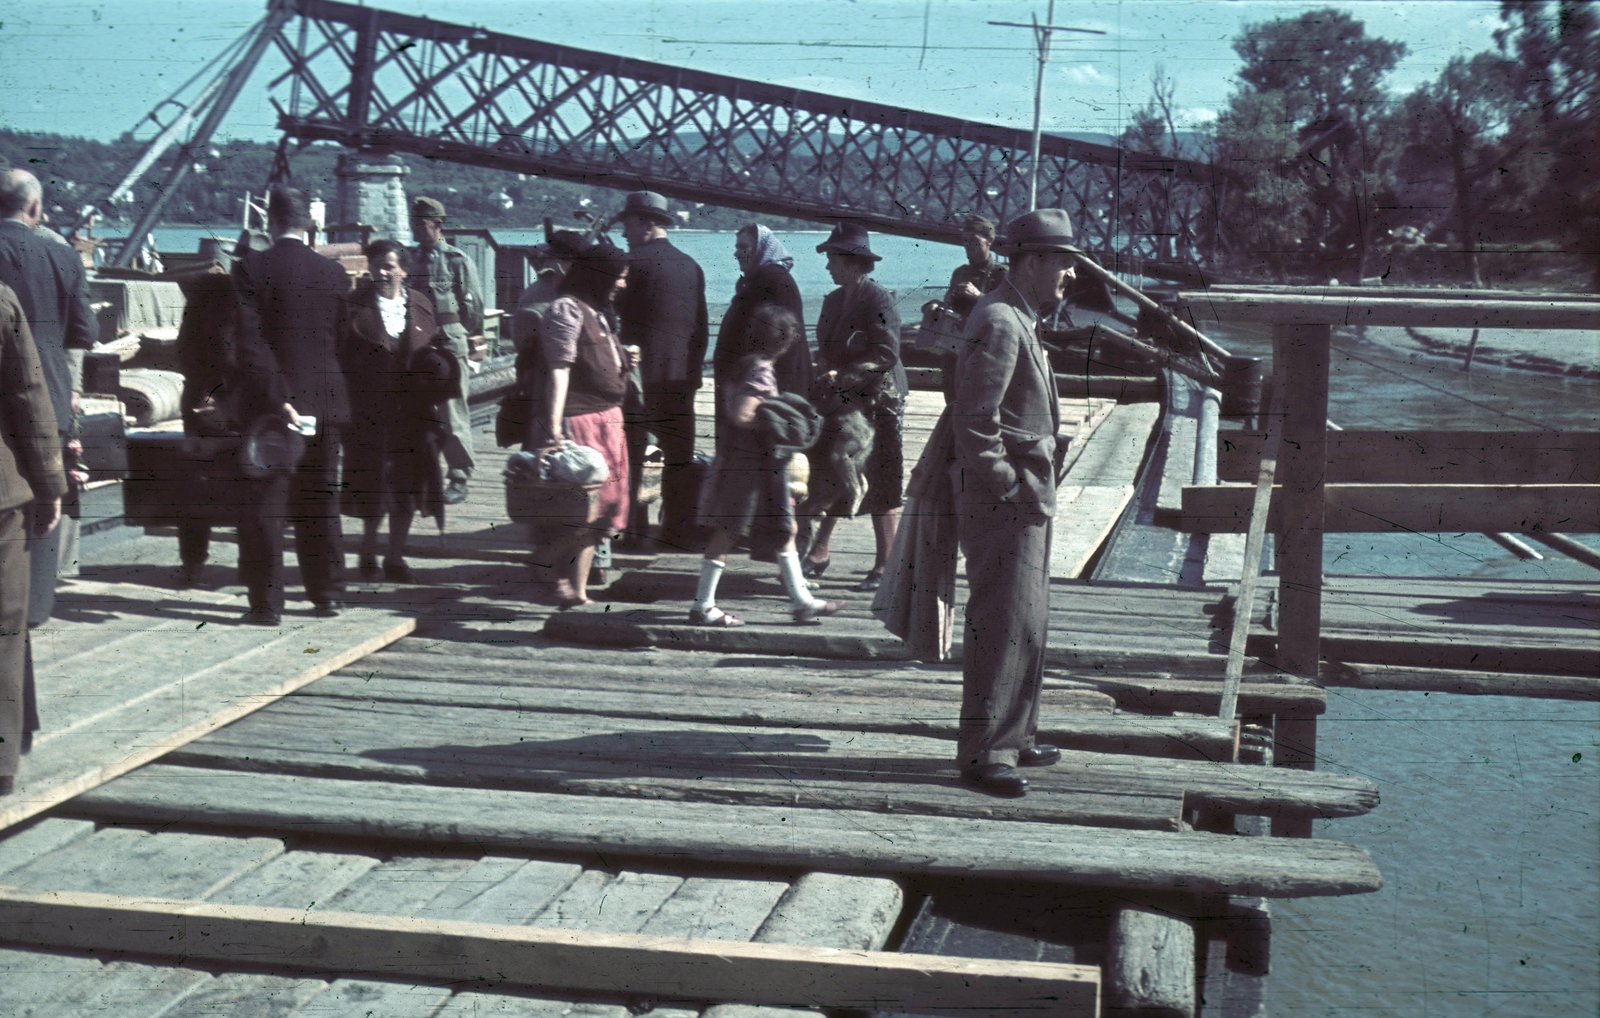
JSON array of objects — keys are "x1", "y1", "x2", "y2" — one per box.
[{"x1": 411, "y1": 196, "x2": 447, "y2": 220}]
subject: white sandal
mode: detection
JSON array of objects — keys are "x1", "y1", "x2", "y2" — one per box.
[{"x1": 688, "y1": 608, "x2": 745, "y2": 627}]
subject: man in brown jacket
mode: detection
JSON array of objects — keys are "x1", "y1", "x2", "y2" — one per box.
[{"x1": 0, "y1": 282, "x2": 67, "y2": 796}]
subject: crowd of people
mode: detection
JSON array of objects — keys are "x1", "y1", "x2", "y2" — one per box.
[{"x1": 1, "y1": 165, "x2": 1082, "y2": 799}]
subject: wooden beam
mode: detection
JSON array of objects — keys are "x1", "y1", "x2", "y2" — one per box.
[
  {"x1": 1271, "y1": 323, "x2": 1328, "y2": 840},
  {"x1": 71, "y1": 767, "x2": 1387, "y2": 897},
  {"x1": 1176, "y1": 483, "x2": 1600, "y2": 534},
  {"x1": 1215, "y1": 430, "x2": 1600, "y2": 485},
  {"x1": 1320, "y1": 661, "x2": 1600, "y2": 700},
  {"x1": 1177, "y1": 292, "x2": 1600, "y2": 330},
  {"x1": 1202, "y1": 284, "x2": 1600, "y2": 303},
  {"x1": 1530, "y1": 532, "x2": 1600, "y2": 573},
  {"x1": 0, "y1": 886, "x2": 1101, "y2": 1017},
  {"x1": 1218, "y1": 387, "x2": 1280, "y2": 726}
]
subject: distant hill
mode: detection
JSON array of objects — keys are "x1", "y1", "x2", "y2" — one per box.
[{"x1": 0, "y1": 130, "x2": 813, "y2": 233}]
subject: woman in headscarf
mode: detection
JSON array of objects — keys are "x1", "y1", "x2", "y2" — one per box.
[
  {"x1": 714, "y1": 224, "x2": 812, "y2": 395},
  {"x1": 525, "y1": 238, "x2": 634, "y2": 607},
  {"x1": 339, "y1": 238, "x2": 445, "y2": 583}
]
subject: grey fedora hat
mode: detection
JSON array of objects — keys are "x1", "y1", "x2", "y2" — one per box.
[
  {"x1": 994, "y1": 208, "x2": 1079, "y2": 256},
  {"x1": 617, "y1": 190, "x2": 674, "y2": 225},
  {"x1": 815, "y1": 220, "x2": 882, "y2": 261}
]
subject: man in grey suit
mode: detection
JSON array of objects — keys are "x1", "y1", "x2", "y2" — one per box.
[{"x1": 950, "y1": 209, "x2": 1079, "y2": 798}]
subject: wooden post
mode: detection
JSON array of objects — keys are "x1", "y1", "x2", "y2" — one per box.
[
  {"x1": 1107, "y1": 904, "x2": 1197, "y2": 1017},
  {"x1": 1462, "y1": 328, "x2": 1481, "y2": 372},
  {"x1": 1270, "y1": 323, "x2": 1329, "y2": 839}
]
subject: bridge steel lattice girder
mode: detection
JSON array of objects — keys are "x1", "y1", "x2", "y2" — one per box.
[{"x1": 270, "y1": 0, "x2": 1219, "y2": 261}]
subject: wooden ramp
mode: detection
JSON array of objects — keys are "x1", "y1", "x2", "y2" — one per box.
[{"x1": 5, "y1": 577, "x2": 413, "y2": 833}]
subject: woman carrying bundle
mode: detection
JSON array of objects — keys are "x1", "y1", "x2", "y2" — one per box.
[
  {"x1": 339, "y1": 238, "x2": 447, "y2": 583},
  {"x1": 525, "y1": 239, "x2": 634, "y2": 607},
  {"x1": 689, "y1": 305, "x2": 842, "y2": 627}
]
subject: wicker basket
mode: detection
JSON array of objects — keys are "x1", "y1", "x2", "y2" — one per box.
[{"x1": 504, "y1": 470, "x2": 602, "y2": 531}]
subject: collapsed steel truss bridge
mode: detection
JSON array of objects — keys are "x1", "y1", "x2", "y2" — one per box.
[{"x1": 268, "y1": 0, "x2": 1218, "y2": 267}]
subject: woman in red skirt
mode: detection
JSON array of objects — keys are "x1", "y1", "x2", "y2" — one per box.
[{"x1": 526, "y1": 239, "x2": 633, "y2": 607}]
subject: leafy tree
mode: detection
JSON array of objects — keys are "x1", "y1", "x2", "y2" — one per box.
[
  {"x1": 1215, "y1": 8, "x2": 1407, "y2": 280},
  {"x1": 1494, "y1": 0, "x2": 1600, "y2": 288},
  {"x1": 1233, "y1": 8, "x2": 1406, "y2": 127},
  {"x1": 1210, "y1": 91, "x2": 1309, "y2": 279},
  {"x1": 1396, "y1": 53, "x2": 1522, "y2": 285}
]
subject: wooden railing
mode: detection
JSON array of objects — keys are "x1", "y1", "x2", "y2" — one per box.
[{"x1": 1171, "y1": 286, "x2": 1600, "y2": 836}]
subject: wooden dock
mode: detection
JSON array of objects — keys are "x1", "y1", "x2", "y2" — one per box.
[{"x1": 0, "y1": 383, "x2": 1395, "y2": 1016}]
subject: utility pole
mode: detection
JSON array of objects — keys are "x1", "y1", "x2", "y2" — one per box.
[{"x1": 990, "y1": 2, "x2": 1105, "y2": 211}]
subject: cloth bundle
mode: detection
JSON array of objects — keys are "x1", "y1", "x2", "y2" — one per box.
[
  {"x1": 504, "y1": 441, "x2": 609, "y2": 485},
  {"x1": 749, "y1": 391, "x2": 822, "y2": 458}
]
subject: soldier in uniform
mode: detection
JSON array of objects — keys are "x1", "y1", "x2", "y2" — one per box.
[{"x1": 408, "y1": 196, "x2": 484, "y2": 505}]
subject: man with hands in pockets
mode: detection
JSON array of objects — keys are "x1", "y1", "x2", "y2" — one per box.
[{"x1": 950, "y1": 208, "x2": 1079, "y2": 799}]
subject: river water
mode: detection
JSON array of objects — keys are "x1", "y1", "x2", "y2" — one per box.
[{"x1": 119, "y1": 225, "x2": 1600, "y2": 1015}]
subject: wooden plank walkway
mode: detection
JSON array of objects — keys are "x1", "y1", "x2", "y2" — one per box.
[
  {"x1": 4, "y1": 576, "x2": 413, "y2": 833},
  {"x1": 0, "y1": 817, "x2": 905, "y2": 1017},
  {"x1": 0, "y1": 410, "x2": 1389, "y2": 1014}
]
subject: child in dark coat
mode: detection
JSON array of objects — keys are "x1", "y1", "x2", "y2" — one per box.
[{"x1": 690, "y1": 306, "x2": 840, "y2": 626}]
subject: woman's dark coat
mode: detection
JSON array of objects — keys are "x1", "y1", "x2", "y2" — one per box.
[
  {"x1": 714, "y1": 262, "x2": 813, "y2": 395},
  {"x1": 338, "y1": 283, "x2": 446, "y2": 525}
]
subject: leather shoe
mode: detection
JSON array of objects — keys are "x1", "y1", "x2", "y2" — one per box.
[
  {"x1": 443, "y1": 479, "x2": 470, "y2": 505},
  {"x1": 241, "y1": 607, "x2": 282, "y2": 627},
  {"x1": 311, "y1": 600, "x2": 344, "y2": 618},
  {"x1": 383, "y1": 557, "x2": 417, "y2": 583},
  {"x1": 1018, "y1": 744, "x2": 1061, "y2": 767},
  {"x1": 958, "y1": 764, "x2": 1028, "y2": 798},
  {"x1": 174, "y1": 562, "x2": 205, "y2": 588}
]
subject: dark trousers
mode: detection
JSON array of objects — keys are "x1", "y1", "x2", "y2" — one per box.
[
  {"x1": 238, "y1": 429, "x2": 346, "y2": 612},
  {"x1": 1, "y1": 507, "x2": 28, "y2": 778},
  {"x1": 624, "y1": 390, "x2": 697, "y2": 542},
  {"x1": 956, "y1": 495, "x2": 1052, "y2": 769},
  {"x1": 178, "y1": 520, "x2": 211, "y2": 567}
]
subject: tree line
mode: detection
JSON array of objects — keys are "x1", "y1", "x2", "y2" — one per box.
[
  {"x1": 0, "y1": 133, "x2": 811, "y2": 239},
  {"x1": 1122, "y1": 0, "x2": 1598, "y2": 289}
]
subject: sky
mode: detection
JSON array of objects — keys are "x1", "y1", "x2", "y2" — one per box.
[{"x1": 0, "y1": 0, "x2": 1507, "y2": 144}]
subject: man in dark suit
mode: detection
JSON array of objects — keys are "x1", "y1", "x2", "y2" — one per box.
[
  {"x1": 231, "y1": 187, "x2": 352, "y2": 625},
  {"x1": 0, "y1": 169, "x2": 94, "y2": 626},
  {"x1": 614, "y1": 191, "x2": 708, "y2": 549},
  {"x1": 950, "y1": 209, "x2": 1079, "y2": 798}
]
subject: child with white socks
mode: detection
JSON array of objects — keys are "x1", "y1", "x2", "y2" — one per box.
[{"x1": 690, "y1": 306, "x2": 844, "y2": 626}]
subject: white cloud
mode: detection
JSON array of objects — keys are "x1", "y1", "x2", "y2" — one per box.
[
  {"x1": 1060, "y1": 63, "x2": 1109, "y2": 86},
  {"x1": 1176, "y1": 106, "x2": 1218, "y2": 127}
]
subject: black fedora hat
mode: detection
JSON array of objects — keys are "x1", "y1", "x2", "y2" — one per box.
[
  {"x1": 240, "y1": 414, "x2": 306, "y2": 480},
  {"x1": 993, "y1": 208, "x2": 1080, "y2": 257},
  {"x1": 616, "y1": 191, "x2": 674, "y2": 225},
  {"x1": 816, "y1": 221, "x2": 881, "y2": 261},
  {"x1": 411, "y1": 343, "x2": 462, "y2": 403}
]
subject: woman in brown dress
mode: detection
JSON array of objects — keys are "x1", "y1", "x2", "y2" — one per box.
[{"x1": 525, "y1": 238, "x2": 634, "y2": 607}]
